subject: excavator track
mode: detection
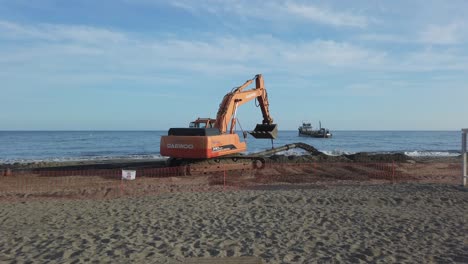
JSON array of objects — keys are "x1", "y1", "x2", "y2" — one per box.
[
  {"x1": 167, "y1": 156, "x2": 266, "y2": 176},
  {"x1": 167, "y1": 142, "x2": 321, "y2": 176}
]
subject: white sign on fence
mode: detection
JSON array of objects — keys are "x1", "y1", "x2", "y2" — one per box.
[{"x1": 122, "y1": 170, "x2": 136, "y2": 180}]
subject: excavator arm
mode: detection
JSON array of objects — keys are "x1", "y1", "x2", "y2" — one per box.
[
  {"x1": 214, "y1": 74, "x2": 277, "y2": 139},
  {"x1": 255, "y1": 75, "x2": 275, "y2": 125}
]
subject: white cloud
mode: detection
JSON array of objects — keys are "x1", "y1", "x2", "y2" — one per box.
[
  {"x1": 419, "y1": 22, "x2": 466, "y2": 45},
  {"x1": 169, "y1": 1, "x2": 198, "y2": 13},
  {"x1": 401, "y1": 48, "x2": 468, "y2": 71},
  {"x1": 1, "y1": 19, "x2": 468, "y2": 87},
  {"x1": 283, "y1": 40, "x2": 385, "y2": 67},
  {"x1": 358, "y1": 22, "x2": 468, "y2": 45},
  {"x1": 285, "y1": 3, "x2": 368, "y2": 28},
  {"x1": 0, "y1": 20, "x2": 383, "y2": 75}
]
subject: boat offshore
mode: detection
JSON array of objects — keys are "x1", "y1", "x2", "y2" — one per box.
[{"x1": 298, "y1": 121, "x2": 332, "y2": 138}]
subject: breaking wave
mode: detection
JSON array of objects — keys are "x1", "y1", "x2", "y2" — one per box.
[{"x1": 404, "y1": 151, "x2": 460, "y2": 157}]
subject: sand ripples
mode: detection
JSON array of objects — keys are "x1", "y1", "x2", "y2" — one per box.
[{"x1": 1, "y1": 184, "x2": 467, "y2": 263}]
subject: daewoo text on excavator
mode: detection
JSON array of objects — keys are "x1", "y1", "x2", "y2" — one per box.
[{"x1": 160, "y1": 74, "x2": 278, "y2": 175}]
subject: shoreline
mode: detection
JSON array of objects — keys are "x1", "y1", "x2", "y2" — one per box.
[
  {"x1": 0, "y1": 154, "x2": 461, "y2": 171},
  {"x1": 0, "y1": 158, "x2": 168, "y2": 170}
]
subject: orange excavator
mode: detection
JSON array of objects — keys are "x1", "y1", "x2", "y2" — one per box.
[{"x1": 160, "y1": 74, "x2": 278, "y2": 173}]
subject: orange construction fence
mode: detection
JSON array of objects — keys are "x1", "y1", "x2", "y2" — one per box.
[{"x1": 0, "y1": 162, "x2": 461, "y2": 201}]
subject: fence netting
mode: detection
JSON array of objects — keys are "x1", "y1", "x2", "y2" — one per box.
[{"x1": 0, "y1": 161, "x2": 461, "y2": 201}]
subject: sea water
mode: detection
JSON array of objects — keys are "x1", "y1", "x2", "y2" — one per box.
[{"x1": 0, "y1": 131, "x2": 461, "y2": 164}]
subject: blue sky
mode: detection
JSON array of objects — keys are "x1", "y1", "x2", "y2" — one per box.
[{"x1": 1, "y1": 0, "x2": 467, "y2": 130}]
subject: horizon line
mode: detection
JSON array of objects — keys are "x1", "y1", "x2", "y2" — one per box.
[{"x1": 0, "y1": 129, "x2": 464, "y2": 132}]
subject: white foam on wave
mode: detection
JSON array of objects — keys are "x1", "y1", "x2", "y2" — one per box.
[
  {"x1": 275, "y1": 149, "x2": 307, "y2": 156},
  {"x1": 256, "y1": 149, "x2": 355, "y2": 156},
  {"x1": 404, "y1": 151, "x2": 460, "y2": 157},
  {"x1": 0, "y1": 154, "x2": 167, "y2": 165},
  {"x1": 322, "y1": 150, "x2": 355, "y2": 156},
  {"x1": 273, "y1": 150, "x2": 459, "y2": 157},
  {"x1": 2, "y1": 150, "x2": 460, "y2": 164}
]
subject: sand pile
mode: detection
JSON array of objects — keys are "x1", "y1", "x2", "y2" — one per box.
[{"x1": 1, "y1": 184, "x2": 467, "y2": 263}]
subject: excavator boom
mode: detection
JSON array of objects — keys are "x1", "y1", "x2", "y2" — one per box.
[{"x1": 215, "y1": 74, "x2": 277, "y2": 139}]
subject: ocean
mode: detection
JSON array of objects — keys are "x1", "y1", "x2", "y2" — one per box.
[{"x1": 0, "y1": 131, "x2": 462, "y2": 164}]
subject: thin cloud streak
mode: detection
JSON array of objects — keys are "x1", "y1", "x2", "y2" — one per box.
[
  {"x1": 0, "y1": 20, "x2": 127, "y2": 43},
  {"x1": 162, "y1": 0, "x2": 370, "y2": 28},
  {"x1": 357, "y1": 22, "x2": 468, "y2": 45},
  {"x1": 285, "y1": 2, "x2": 368, "y2": 28}
]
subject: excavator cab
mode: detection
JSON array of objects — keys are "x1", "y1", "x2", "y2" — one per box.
[
  {"x1": 189, "y1": 118, "x2": 216, "y2": 128},
  {"x1": 249, "y1": 123, "x2": 278, "y2": 139}
]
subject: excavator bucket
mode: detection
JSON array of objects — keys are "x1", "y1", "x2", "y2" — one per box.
[{"x1": 249, "y1": 124, "x2": 278, "y2": 139}]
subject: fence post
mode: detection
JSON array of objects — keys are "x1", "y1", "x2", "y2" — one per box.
[
  {"x1": 223, "y1": 166, "x2": 226, "y2": 191},
  {"x1": 120, "y1": 170, "x2": 124, "y2": 196},
  {"x1": 462, "y1": 129, "x2": 467, "y2": 187},
  {"x1": 392, "y1": 161, "x2": 395, "y2": 184}
]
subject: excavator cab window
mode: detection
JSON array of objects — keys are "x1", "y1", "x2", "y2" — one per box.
[{"x1": 189, "y1": 121, "x2": 211, "y2": 128}]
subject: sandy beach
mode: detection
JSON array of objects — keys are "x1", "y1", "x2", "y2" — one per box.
[{"x1": 1, "y1": 183, "x2": 467, "y2": 263}]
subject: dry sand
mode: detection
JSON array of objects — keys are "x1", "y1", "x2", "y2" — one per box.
[{"x1": 1, "y1": 183, "x2": 467, "y2": 263}]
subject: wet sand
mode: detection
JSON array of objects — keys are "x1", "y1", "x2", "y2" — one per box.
[{"x1": 1, "y1": 184, "x2": 467, "y2": 263}]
